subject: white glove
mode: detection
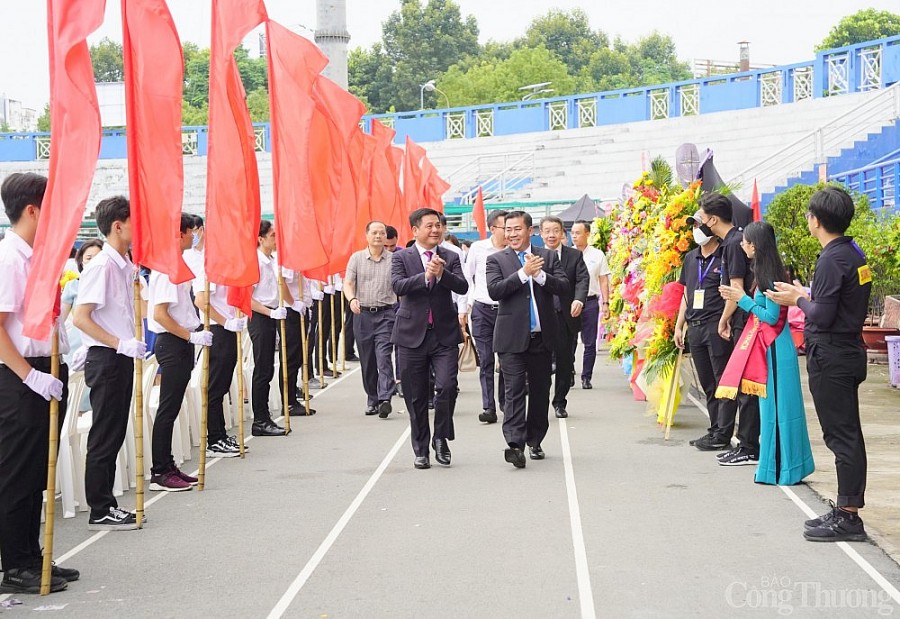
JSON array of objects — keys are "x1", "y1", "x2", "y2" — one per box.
[
  {"x1": 189, "y1": 331, "x2": 213, "y2": 347},
  {"x1": 70, "y1": 346, "x2": 88, "y2": 372},
  {"x1": 224, "y1": 317, "x2": 247, "y2": 333},
  {"x1": 270, "y1": 307, "x2": 287, "y2": 320},
  {"x1": 116, "y1": 338, "x2": 147, "y2": 359},
  {"x1": 24, "y1": 368, "x2": 64, "y2": 402},
  {"x1": 291, "y1": 301, "x2": 307, "y2": 314},
  {"x1": 311, "y1": 289, "x2": 325, "y2": 301}
]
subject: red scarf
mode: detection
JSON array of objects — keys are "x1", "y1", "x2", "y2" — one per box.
[{"x1": 715, "y1": 306, "x2": 788, "y2": 400}]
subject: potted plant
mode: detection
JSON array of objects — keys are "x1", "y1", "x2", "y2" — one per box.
[{"x1": 857, "y1": 212, "x2": 900, "y2": 351}]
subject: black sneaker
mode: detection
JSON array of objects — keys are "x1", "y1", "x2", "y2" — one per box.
[
  {"x1": 694, "y1": 435, "x2": 730, "y2": 451},
  {"x1": 718, "y1": 448, "x2": 758, "y2": 466},
  {"x1": 716, "y1": 448, "x2": 739, "y2": 461},
  {"x1": 88, "y1": 506, "x2": 139, "y2": 531},
  {"x1": 805, "y1": 501, "x2": 837, "y2": 529},
  {"x1": 49, "y1": 562, "x2": 80, "y2": 582},
  {"x1": 225, "y1": 435, "x2": 248, "y2": 452},
  {"x1": 378, "y1": 400, "x2": 392, "y2": 419},
  {"x1": 207, "y1": 437, "x2": 241, "y2": 458},
  {"x1": 689, "y1": 432, "x2": 712, "y2": 446},
  {"x1": 0, "y1": 567, "x2": 67, "y2": 594},
  {"x1": 804, "y1": 509, "x2": 867, "y2": 542}
]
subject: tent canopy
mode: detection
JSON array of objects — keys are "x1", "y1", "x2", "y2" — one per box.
[{"x1": 555, "y1": 194, "x2": 597, "y2": 226}]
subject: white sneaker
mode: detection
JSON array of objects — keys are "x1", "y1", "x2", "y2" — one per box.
[{"x1": 207, "y1": 438, "x2": 241, "y2": 458}]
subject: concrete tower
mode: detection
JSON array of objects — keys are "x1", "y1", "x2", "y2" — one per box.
[{"x1": 315, "y1": 0, "x2": 350, "y2": 89}]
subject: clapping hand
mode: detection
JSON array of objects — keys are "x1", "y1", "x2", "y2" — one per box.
[
  {"x1": 765, "y1": 281, "x2": 808, "y2": 307},
  {"x1": 718, "y1": 285, "x2": 743, "y2": 303},
  {"x1": 426, "y1": 255, "x2": 446, "y2": 281},
  {"x1": 522, "y1": 254, "x2": 544, "y2": 277}
]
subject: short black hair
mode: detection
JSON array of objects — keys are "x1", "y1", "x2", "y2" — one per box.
[
  {"x1": 192, "y1": 215, "x2": 204, "y2": 228},
  {"x1": 504, "y1": 210, "x2": 533, "y2": 228},
  {"x1": 180, "y1": 213, "x2": 195, "y2": 234},
  {"x1": 808, "y1": 186, "x2": 855, "y2": 234},
  {"x1": 1, "y1": 172, "x2": 47, "y2": 224},
  {"x1": 95, "y1": 196, "x2": 130, "y2": 237},
  {"x1": 75, "y1": 239, "x2": 104, "y2": 272},
  {"x1": 385, "y1": 225, "x2": 398, "y2": 240},
  {"x1": 259, "y1": 220, "x2": 273, "y2": 238},
  {"x1": 409, "y1": 207, "x2": 441, "y2": 229},
  {"x1": 572, "y1": 220, "x2": 591, "y2": 233},
  {"x1": 438, "y1": 212, "x2": 448, "y2": 226},
  {"x1": 540, "y1": 215, "x2": 564, "y2": 230},
  {"x1": 405, "y1": 239, "x2": 416, "y2": 248},
  {"x1": 365, "y1": 220, "x2": 386, "y2": 233},
  {"x1": 699, "y1": 192, "x2": 733, "y2": 223},
  {"x1": 486, "y1": 209, "x2": 507, "y2": 228}
]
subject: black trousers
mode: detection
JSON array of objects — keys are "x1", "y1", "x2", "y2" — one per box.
[
  {"x1": 306, "y1": 301, "x2": 319, "y2": 375},
  {"x1": 687, "y1": 319, "x2": 736, "y2": 437},
  {"x1": 208, "y1": 324, "x2": 237, "y2": 445},
  {"x1": 552, "y1": 312, "x2": 578, "y2": 410},
  {"x1": 806, "y1": 335, "x2": 868, "y2": 508},
  {"x1": 343, "y1": 297, "x2": 356, "y2": 357},
  {"x1": 0, "y1": 360, "x2": 68, "y2": 571},
  {"x1": 354, "y1": 308, "x2": 396, "y2": 406},
  {"x1": 499, "y1": 333, "x2": 553, "y2": 450},
  {"x1": 284, "y1": 307, "x2": 303, "y2": 406},
  {"x1": 315, "y1": 294, "x2": 343, "y2": 372},
  {"x1": 249, "y1": 310, "x2": 276, "y2": 423},
  {"x1": 471, "y1": 301, "x2": 505, "y2": 412},
  {"x1": 85, "y1": 347, "x2": 134, "y2": 519},
  {"x1": 728, "y1": 321, "x2": 761, "y2": 453},
  {"x1": 397, "y1": 330, "x2": 458, "y2": 457},
  {"x1": 151, "y1": 333, "x2": 193, "y2": 474}
]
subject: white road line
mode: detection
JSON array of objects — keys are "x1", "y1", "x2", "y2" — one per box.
[
  {"x1": 780, "y1": 485, "x2": 900, "y2": 606},
  {"x1": 558, "y1": 418, "x2": 597, "y2": 619},
  {"x1": 687, "y1": 395, "x2": 900, "y2": 605},
  {"x1": 0, "y1": 367, "x2": 364, "y2": 603},
  {"x1": 267, "y1": 426, "x2": 411, "y2": 619}
]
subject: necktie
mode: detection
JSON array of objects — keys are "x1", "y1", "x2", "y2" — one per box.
[
  {"x1": 554, "y1": 249, "x2": 562, "y2": 312},
  {"x1": 424, "y1": 250, "x2": 434, "y2": 325},
  {"x1": 518, "y1": 251, "x2": 537, "y2": 332}
]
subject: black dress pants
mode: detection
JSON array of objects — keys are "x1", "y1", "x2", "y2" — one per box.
[
  {"x1": 207, "y1": 324, "x2": 237, "y2": 445},
  {"x1": 499, "y1": 333, "x2": 553, "y2": 450},
  {"x1": 284, "y1": 307, "x2": 303, "y2": 406},
  {"x1": 686, "y1": 319, "x2": 735, "y2": 437},
  {"x1": 806, "y1": 335, "x2": 868, "y2": 508},
  {"x1": 151, "y1": 333, "x2": 193, "y2": 475},
  {"x1": 84, "y1": 347, "x2": 133, "y2": 519},
  {"x1": 249, "y1": 311, "x2": 276, "y2": 423},
  {"x1": 552, "y1": 313, "x2": 578, "y2": 410},
  {"x1": 0, "y1": 360, "x2": 67, "y2": 571},
  {"x1": 471, "y1": 301, "x2": 505, "y2": 412}
]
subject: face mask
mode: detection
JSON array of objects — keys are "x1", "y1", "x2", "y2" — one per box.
[
  {"x1": 693, "y1": 227, "x2": 714, "y2": 246},
  {"x1": 192, "y1": 233, "x2": 200, "y2": 248}
]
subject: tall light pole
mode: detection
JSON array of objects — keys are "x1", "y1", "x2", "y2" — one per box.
[
  {"x1": 315, "y1": 0, "x2": 350, "y2": 89},
  {"x1": 420, "y1": 79, "x2": 435, "y2": 110}
]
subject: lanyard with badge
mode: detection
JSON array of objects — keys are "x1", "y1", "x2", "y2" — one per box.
[{"x1": 693, "y1": 255, "x2": 716, "y2": 309}]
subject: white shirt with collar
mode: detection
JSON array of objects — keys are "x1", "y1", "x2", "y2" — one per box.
[
  {"x1": 513, "y1": 245, "x2": 546, "y2": 332},
  {"x1": 581, "y1": 245, "x2": 611, "y2": 297},
  {"x1": 76, "y1": 242, "x2": 135, "y2": 349},
  {"x1": 464, "y1": 237, "x2": 505, "y2": 306},
  {"x1": 253, "y1": 249, "x2": 279, "y2": 308},
  {"x1": 147, "y1": 271, "x2": 201, "y2": 334},
  {"x1": 191, "y1": 263, "x2": 235, "y2": 326},
  {"x1": 182, "y1": 247, "x2": 204, "y2": 280},
  {"x1": 440, "y1": 240, "x2": 467, "y2": 312},
  {"x1": 0, "y1": 230, "x2": 70, "y2": 359}
]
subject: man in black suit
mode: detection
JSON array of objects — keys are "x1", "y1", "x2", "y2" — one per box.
[
  {"x1": 487, "y1": 211, "x2": 569, "y2": 468},
  {"x1": 391, "y1": 208, "x2": 469, "y2": 469},
  {"x1": 539, "y1": 216, "x2": 589, "y2": 419}
]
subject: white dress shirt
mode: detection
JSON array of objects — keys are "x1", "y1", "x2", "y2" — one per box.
[
  {"x1": 182, "y1": 248, "x2": 204, "y2": 281},
  {"x1": 253, "y1": 249, "x2": 279, "y2": 308},
  {"x1": 147, "y1": 271, "x2": 201, "y2": 334},
  {"x1": 440, "y1": 241, "x2": 467, "y2": 312},
  {"x1": 0, "y1": 231, "x2": 70, "y2": 359},
  {"x1": 581, "y1": 246, "x2": 611, "y2": 297},
  {"x1": 191, "y1": 263, "x2": 235, "y2": 326},
  {"x1": 464, "y1": 238, "x2": 505, "y2": 306},
  {"x1": 76, "y1": 242, "x2": 135, "y2": 349},
  {"x1": 515, "y1": 245, "x2": 546, "y2": 332},
  {"x1": 282, "y1": 267, "x2": 311, "y2": 312}
]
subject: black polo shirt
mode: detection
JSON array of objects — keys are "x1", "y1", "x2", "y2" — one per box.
[
  {"x1": 801, "y1": 236, "x2": 872, "y2": 335},
  {"x1": 720, "y1": 226, "x2": 752, "y2": 294},
  {"x1": 679, "y1": 245, "x2": 725, "y2": 323}
]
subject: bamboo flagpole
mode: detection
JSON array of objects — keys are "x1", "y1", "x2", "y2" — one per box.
[
  {"x1": 663, "y1": 348, "x2": 685, "y2": 441},
  {"x1": 277, "y1": 272, "x2": 291, "y2": 435},
  {"x1": 235, "y1": 309, "x2": 246, "y2": 457},
  {"x1": 318, "y1": 282, "x2": 326, "y2": 388},
  {"x1": 300, "y1": 310, "x2": 312, "y2": 415},
  {"x1": 340, "y1": 288, "x2": 346, "y2": 372},
  {"x1": 198, "y1": 280, "x2": 211, "y2": 490},
  {"x1": 39, "y1": 326, "x2": 60, "y2": 596},
  {"x1": 132, "y1": 277, "x2": 145, "y2": 528},
  {"x1": 329, "y1": 278, "x2": 338, "y2": 379}
]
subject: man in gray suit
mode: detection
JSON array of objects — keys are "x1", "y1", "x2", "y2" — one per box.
[{"x1": 487, "y1": 211, "x2": 568, "y2": 468}]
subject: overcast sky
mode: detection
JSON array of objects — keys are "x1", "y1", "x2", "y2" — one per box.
[{"x1": 1, "y1": 0, "x2": 896, "y2": 111}]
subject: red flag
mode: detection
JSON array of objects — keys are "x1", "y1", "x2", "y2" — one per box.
[
  {"x1": 23, "y1": 0, "x2": 104, "y2": 340},
  {"x1": 751, "y1": 179, "x2": 761, "y2": 222},
  {"x1": 421, "y1": 155, "x2": 450, "y2": 212},
  {"x1": 348, "y1": 128, "x2": 378, "y2": 251},
  {"x1": 403, "y1": 137, "x2": 426, "y2": 215},
  {"x1": 123, "y1": 0, "x2": 192, "y2": 285},
  {"x1": 389, "y1": 146, "x2": 409, "y2": 245},
  {"x1": 369, "y1": 120, "x2": 401, "y2": 226},
  {"x1": 227, "y1": 285, "x2": 253, "y2": 318},
  {"x1": 266, "y1": 19, "x2": 329, "y2": 274},
  {"x1": 472, "y1": 187, "x2": 487, "y2": 239},
  {"x1": 205, "y1": 0, "x2": 267, "y2": 293}
]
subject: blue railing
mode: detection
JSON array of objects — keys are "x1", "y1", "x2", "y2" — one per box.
[
  {"x1": 831, "y1": 157, "x2": 900, "y2": 211},
  {"x1": 2, "y1": 36, "x2": 899, "y2": 161}
]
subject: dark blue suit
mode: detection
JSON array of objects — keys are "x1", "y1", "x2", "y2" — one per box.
[{"x1": 391, "y1": 245, "x2": 469, "y2": 457}]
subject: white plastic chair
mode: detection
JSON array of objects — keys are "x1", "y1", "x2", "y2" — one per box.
[{"x1": 57, "y1": 371, "x2": 87, "y2": 518}]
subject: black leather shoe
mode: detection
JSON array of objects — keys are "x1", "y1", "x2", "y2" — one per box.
[
  {"x1": 478, "y1": 409, "x2": 498, "y2": 423},
  {"x1": 414, "y1": 456, "x2": 431, "y2": 469},
  {"x1": 378, "y1": 400, "x2": 392, "y2": 419},
  {"x1": 395, "y1": 382, "x2": 403, "y2": 398},
  {"x1": 581, "y1": 379, "x2": 592, "y2": 389},
  {"x1": 433, "y1": 438, "x2": 451, "y2": 466},
  {"x1": 289, "y1": 404, "x2": 316, "y2": 416},
  {"x1": 50, "y1": 563, "x2": 80, "y2": 582},
  {"x1": 504, "y1": 447, "x2": 526, "y2": 469},
  {"x1": 345, "y1": 354, "x2": 359, "y2": 362},
  {"x1": 555, "y1": 407, "x2": 568, "y2": 419},
  {"x1": 365, "y1": 405, "x2": 378, "y2": 416},
  {"x1": 252, "y1": 421, "x2": 286, "y2": 436},
  {"x1": 529, "y1": 445, "x2": 545, "y2": 460}
]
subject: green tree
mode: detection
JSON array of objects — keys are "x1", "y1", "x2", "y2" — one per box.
[
  {"x1": 37, "y1": 103, "x2": 51, "y2": 132},
  {"x1": 518, "y1": 8, "x2": 607, "y2": 75},
  {"x1": 182, "y1": 42, "x2": 211, "y2": 108},
  {"x1": 348, "y1": 43, "x2": 393, "y2": 113},
  {"x1": 90, "y1": 37, "x2": 124, "y2": 82},
  {"x1": 181, "y1": 100, "x2": 208, "y2": 126},
  {"x1": 816, "y1": 8, "x2": 900, "y2": 51},
  {"x1": 245, "y1": 87, "x2": 269, "y2": 122},
  {"x1": 438, "y1": 45, "x2": 576, "y2": 107}
]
